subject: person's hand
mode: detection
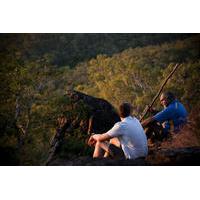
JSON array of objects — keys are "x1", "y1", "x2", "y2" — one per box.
[
  {"x1": 141, "y1": 118, "x2": 149, "y2": 127},
  {"x1": 141, "y1": 120, "x2": 147, "y2": 127},
  {"x1": 88, "y1": 135, "x2": 96, "y2": 146},
  {"x1": 88, "y1": 134, "x2": 101, "y2": 146},
  {"x1": 141, "y1": 117, "x2": 154, "y2": 127}
]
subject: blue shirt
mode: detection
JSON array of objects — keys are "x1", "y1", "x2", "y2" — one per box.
[{"x1": 153, "y1": 100, "x2": 188, "y2": 133}]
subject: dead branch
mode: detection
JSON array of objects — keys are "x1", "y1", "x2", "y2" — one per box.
[{"x1": 140, "y1": 63, "x2": 181, "y2": 121}]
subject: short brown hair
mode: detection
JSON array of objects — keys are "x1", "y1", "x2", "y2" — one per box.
[{"x1": 118, "y1": 102, "x2": 132, "y2": 118}]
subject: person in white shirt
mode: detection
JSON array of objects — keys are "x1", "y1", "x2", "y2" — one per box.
[{"x1": 88, "y1": 102, "x2": 148, "y2": 159}]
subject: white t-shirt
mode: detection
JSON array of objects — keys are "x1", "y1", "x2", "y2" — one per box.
[{"x1": 106, "y1": 116, "x2": 148, "y2": 159}]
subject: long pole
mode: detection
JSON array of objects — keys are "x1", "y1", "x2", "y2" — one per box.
[{"x1": 140, "y1": 63, "x2": 181, "y2": 121}]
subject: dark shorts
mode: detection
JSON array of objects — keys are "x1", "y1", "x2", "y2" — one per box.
[{"x1": 108, "y1": 144, "x2": 125, "y2": 159}]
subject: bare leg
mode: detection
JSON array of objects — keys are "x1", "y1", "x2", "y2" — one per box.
[
  {"x1": 109, "y1": 137, "x2": 121, "y2": 147},
  {"x1": 103, "y1": 138, "x2": 121, "y2": 157},
  {"x1": 93, "y1": 141, "x2": 110, "y2": 158},
  {"x1": 93, "y1": 138, "x2": 121, "y2": 158}
]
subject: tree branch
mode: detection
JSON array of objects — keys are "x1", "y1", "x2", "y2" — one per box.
[{"x1": 140, "y1": 63, "x2": 181, "y2": 121}]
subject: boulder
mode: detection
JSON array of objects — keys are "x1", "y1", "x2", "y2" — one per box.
[
  {"x1": 48, "y1": 147, "x2": 200, "y2": 166},
  {"x1": 46, "y1": 90, "x2": 120, "y2": 165},
  {"x1": 146, "y1": 146, "x2": 200, "y2": 166}
]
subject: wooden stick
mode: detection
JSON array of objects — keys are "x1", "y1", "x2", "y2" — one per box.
[{"x1": 140, "y1": 63, "x2": 181, "y2": 121}]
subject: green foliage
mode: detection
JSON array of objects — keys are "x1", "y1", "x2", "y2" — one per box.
[
  {"x1": 0, "y1": 33, "x2": 194, "y2": 67},
  {"x1": 0, "y1": 34, "x2": 199, "y2": 165},
  {"x1": 75, "y1": 35, "x2": 200, "y2": 117},
  {"x1": 162, "y1": 61, "x2": 200, "y2": 110}
]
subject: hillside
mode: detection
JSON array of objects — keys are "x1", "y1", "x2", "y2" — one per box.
[
  {"x1": 0, "y1": 33, "x2": 194, "y2": 67},
  {"x1": 0, "y1": 34, "x2": 200, "y2": 165}
]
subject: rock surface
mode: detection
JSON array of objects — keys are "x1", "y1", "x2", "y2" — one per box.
[
  {"x1": 46, "y1": 90, "x2": 120, "y2": 165},
  {"x1": 46, "y1": 90, "x2": 200, "y2": 166},
  {"x1": 48, "y1": 146, "x2": 200, "y2": 166},
  {"x1": 146, "y1": 146, "x2": 200, "y2": 166}
]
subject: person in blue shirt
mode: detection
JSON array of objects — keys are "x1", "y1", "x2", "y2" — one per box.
[{"x1": 141, "y1": 92, "x2": 188, "y2": 140}]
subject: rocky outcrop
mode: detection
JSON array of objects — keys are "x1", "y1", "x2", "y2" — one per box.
[
  {"x1": 46, "y1": 90, "x2": 120, "y2": 165},
  {"x1": 48, "y1": 147, "x2": 200, "y2": 166},
  {"x1": 46, "y1": 90, "x2": 200, "y2": 166},
  {"x1": 64, "y1": 90, "x2": 120, "y2": 134},
  {"x1": 146, "y1": 146, "x2": 200, "y2": 165}
]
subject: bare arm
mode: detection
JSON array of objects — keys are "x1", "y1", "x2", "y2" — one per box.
[
  {"x1": 88, "y1": 133, "x2": 112, "y2": 146},
  {"x1": 141, "y1": 116, "x2": 155, "y2": 127},
  {"x1": 93, "y1": 133, "x2": 112, "y2": 142}
]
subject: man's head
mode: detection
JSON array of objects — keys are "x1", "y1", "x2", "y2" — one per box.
[
  {"x1": 118, "y1": 102, "x2": 132, "y2": 119},
  {"x1": 160, "y1": 92, "x2": 175, "y2": 107}
]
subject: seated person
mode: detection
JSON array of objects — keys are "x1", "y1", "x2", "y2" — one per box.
[
  {"x1": 88, "y1": 102, "x2": 148, "y2": 159},
  {"x1": 141, "y1": 92, "x2": 188, "y2": 140}
]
